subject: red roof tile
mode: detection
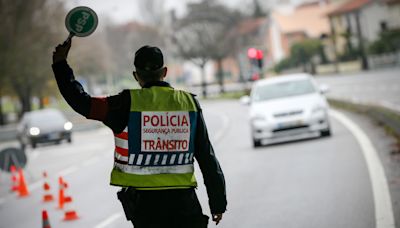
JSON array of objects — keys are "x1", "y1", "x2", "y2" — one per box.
[{"x1": 328, "y1": 0, "x2": 371, "y2": 16}]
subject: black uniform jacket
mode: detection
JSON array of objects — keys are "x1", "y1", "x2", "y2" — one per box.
[{"x1": 52, "y1": 60, "x2": 227, "y2": 214}]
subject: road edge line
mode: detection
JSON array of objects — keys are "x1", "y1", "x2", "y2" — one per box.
[
  {"x1": 214, "y1": 112, "x2": 230, "y2": 143},
  {"x1": 330, "y1": 109, "x2": 395, "y2": 228}
]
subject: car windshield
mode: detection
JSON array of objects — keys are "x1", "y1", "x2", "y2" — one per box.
[
  {"x1": 28, "y1": 110, "x2": 66, "y2": 126},
  {"x1": 252, "y1": 79, "x2": 316, "y2": 102}
]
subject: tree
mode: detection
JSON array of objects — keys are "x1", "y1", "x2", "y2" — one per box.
[
  {"x1": 104, "y1": 21, "x2": 165, "y2": 91},
  {"x1": 368, "y1": 29, "x2": 400, "y2": 55},
  {"x1": 290, "y1": 39, "x2": 322, "y2": 74},
  {"x1": 0, "y1": 0, "x2": 66, "y2": 118},
  {"x1": 252, "y1": 0, "x2": 267, "y2": 18},
  {"x1": 137, "y1": 0, "x2": 165, "y2": 26},
  {"x1": 171, "y1": 0, "x2": 241, "y2": 97}
]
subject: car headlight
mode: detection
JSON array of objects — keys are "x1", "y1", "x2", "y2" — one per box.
[
  {"x1": 64, "y1": 122, "x2": 73, "y2": 131},
  {"x1": 29, "y1": 127, "x2": 40, "y2": 136}
]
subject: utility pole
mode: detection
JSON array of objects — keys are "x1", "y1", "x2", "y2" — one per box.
[
  {"x1": 354, "y1": 10, "x2": 369, "y2": 70},
  {"x1": 329, "y1": 17, "x2": 339, "y2": 73}
]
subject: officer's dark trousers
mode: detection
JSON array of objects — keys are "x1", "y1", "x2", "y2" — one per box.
[{"x1": 131, "y1": 188, "x2": 209, "y2": 228}]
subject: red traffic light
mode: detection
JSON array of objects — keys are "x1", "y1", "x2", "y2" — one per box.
[
  {"x1": 247, "y1": 48, "x2": 263, "y2": 60},
  {"x1": 247, "y1": 48, "x2": 257, "y2": 59},
  {"x1": 256, "y1": 49, "x2": 263, "y2": 60}
]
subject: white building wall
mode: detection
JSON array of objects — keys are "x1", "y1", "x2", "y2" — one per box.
[
  {"x1": 360, "y1": 2, "x2": 390, "y2": 42},
  {"x1": 387, "y1": 4, "x2": 400, "y2": 29}
]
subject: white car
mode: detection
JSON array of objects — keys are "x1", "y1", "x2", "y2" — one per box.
[
  {"x1": 17, "y1": 109, "x2": 73, "y2": 148},
  {"x1": 242, "y1": 73, "x2": 331, "y2": 147}
]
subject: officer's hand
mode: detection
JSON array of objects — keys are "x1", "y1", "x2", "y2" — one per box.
[
  {"x1": 212, "y1": 213, "x2": 223, "y2": 225},
  {"x1": 53, "y1": 38, "x2": 72, "y2": 64}
]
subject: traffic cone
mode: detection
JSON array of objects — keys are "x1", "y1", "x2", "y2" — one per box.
[
  {"x1": 60, "y1": 178, "x2": 79, "y2": 221},
  {"x1": 42, "y1": 171, "x2": 54, "y2": 202},
  {"x1": 10, "y1": 165, "x2": 19, "y2": 192},
  {"x1": 42, "y1": 210, "x2": 52, "y2": 228},
  {"x1": 63, "y1": 203, "x2": 79, "y2": 221},
  {"x1": 17, "y1": 168, "x2": 29, "y2": 197},
  {"x1": 57, "y1": 177, "x2": 66, "y2": 209}
]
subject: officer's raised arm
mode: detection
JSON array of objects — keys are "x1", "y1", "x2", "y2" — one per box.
[
  {"x1": 51, "y1": 39, "x2": 129, "y2": 133},
  {"x1": 52, "y1": 39, "x2": 91, "y2": 118}
]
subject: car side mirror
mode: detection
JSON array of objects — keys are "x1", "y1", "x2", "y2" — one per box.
[
  {"x1": 240, "y1": 95, "x2": 251, "y2": 105},
  {"x1": 319, "y1": 84, "x2": 329, "y2": 94}
]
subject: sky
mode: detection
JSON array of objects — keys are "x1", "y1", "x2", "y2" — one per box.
[
  {"x1": 65, "y1": 0, "x2": 268, "y2": 25},
  {"x1": 66, "y1": 0, "x2": 232, "y2": 24}
]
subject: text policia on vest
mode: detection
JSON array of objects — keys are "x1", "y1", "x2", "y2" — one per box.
[{"x1": 141, "y1": 111, "x2": 191, "y2": 152}]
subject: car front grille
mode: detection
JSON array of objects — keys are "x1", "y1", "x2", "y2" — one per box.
[
  {"x1": 272, "y1": 125, "x2": 309, "y2": 133},
  {"x1": 273, "y1": 110, "x2": 303, "y2": 118}
]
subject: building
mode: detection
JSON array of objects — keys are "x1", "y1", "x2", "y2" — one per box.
[
  {"x1": 269, "y1": 1, "x2": 338, "y2": 63},
  {"x1": 327, "y1": 0, "x2": 400, "y2": 58}
]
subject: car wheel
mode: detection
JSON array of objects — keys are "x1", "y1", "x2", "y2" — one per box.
[
  {"x1": 67, "y1": 137, "x2": 72, "y2": 143},
  {"x1": 321, "y1": 128, "x2": 331, "y2": 137},
  {"x1": 253, "y1": 138, "x2": 262, "y2": 148},
  {"x1": 32, "y1": 142, "x2": 37, "y2": 149}
]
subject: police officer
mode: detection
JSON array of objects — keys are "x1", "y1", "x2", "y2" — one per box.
[{"x1": 52, "y1": 39, "x2": 227, "y2": 227}]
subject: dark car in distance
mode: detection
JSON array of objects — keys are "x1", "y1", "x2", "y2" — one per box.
[{"x1": 17, "y1": 108, "x2": 73, "y2": 148}]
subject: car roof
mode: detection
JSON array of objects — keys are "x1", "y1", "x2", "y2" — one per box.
[
  {"x1": 24, "y1": 108, "x2": 66, "y2": 119},
  {"x1": 254, "y1": 73, "x2": 313, "y2": 87},
  {"x1": 25, "y1": 108, "x2": 62, "y2": 115}
]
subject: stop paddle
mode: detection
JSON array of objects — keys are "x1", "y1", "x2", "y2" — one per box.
[{"x1": 64, "y1": 6, "x2": 98, "y2": 41}]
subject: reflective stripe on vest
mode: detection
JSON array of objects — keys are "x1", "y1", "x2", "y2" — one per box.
[{"x1": 110, "y1": 87, "x2": 198, "y2": 189}]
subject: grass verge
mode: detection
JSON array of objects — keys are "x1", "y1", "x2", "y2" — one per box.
[{"x1": 328, "y1": 98, "x2": 400, "y2": 154}]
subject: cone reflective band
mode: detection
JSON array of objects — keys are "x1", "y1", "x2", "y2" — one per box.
[{"x1": 65, "y1": 6, "x2": 98, "y2": 37}]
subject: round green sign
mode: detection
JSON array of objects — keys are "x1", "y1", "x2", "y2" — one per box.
[{"x1": 65, "y1": 6, "x2": 98, "y2": 37}]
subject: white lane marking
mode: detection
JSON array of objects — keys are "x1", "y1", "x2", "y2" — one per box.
[
  {"x1": 214, "y1": 112, "x2": 230, "y2": 143},
  {"x1": 330, "y1": 110, "x2": 395, "y2": 228},
  {"x1": 94, "y1": 212, "x2": 123, "y2": 228},
  {"x1": 205, "y1": 110, "x2": 230, "y2": 143},
  {"x1": 57, "y1": 166, "x2": 79, "y2": 177}
]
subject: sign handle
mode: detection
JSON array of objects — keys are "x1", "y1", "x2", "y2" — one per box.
[{"x1": 63, "y1": 32, "x2": 75, "y2": 44}]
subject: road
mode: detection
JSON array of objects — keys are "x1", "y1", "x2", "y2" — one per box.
[{"x1": 0, "y1": 99, "x2": 391, "y2": 228}]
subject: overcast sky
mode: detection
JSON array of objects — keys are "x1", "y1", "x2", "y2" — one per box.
[{"x1": 66, "y1": 0, "x2": 260, "y2": 24}]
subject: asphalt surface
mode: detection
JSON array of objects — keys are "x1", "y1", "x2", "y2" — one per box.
[{"x1": 0, "y1": 99, "x2": 387, "y2": 228}]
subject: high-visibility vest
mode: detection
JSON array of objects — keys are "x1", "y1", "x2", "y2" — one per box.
[{"x1": 110, "y1": 86, "x2": 199, "y2": 189}]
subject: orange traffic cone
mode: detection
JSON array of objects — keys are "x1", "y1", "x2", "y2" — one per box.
[
  {"x1": 63, "y1": 204, "x2": 79, "y2": 221},
  {"x1": 58, "y1": 177, "x2": 66, "y2": 209},
  {"x1": 10, "y1": 165, "x2": 19, "y2": 192},
  {"x1": 17, "y1": 168, "x2": 29, "y2": 197},
  {"x1": 60, "y1": 178, "x2": 79, "y2": 221},
  {"x1": 42, "y1": 210, "x2": 52, "y2": 228},
  {"x1": 42, "y1": 171, "x2": 54, "y2": 202}
]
